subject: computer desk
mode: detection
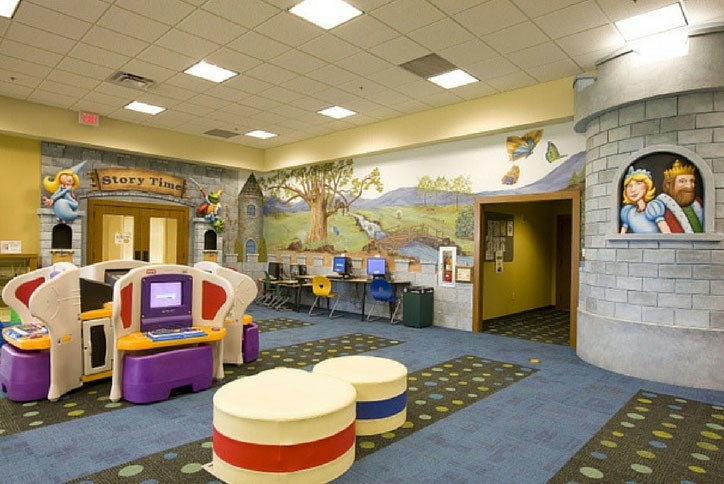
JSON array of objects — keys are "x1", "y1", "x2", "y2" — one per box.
[{"x1": 295, "y1": 275, "x2": 410, "y2": 321}]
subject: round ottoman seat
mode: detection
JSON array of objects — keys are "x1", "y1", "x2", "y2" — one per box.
[
  {"x1": 206, "y1": 368, "x2": 357, "y2": 484},
  {"x1": 313, "y1": 355, "x2": 408, "y2": 436}
]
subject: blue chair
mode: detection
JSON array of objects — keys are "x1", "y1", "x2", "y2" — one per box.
[{"x1": 367, "y1": 278, "x2": 401, "y2": 324}]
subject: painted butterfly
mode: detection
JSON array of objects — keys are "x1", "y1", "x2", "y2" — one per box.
[
  {"x1": 501, "y1": 164, "x2": 520, "y2": 185},
  {"x1": 545, "y1": 141, "x2": 568, "y2": 163},
  {"x1": 506, "y1": 129, "x2": 543, "y2": 161}
]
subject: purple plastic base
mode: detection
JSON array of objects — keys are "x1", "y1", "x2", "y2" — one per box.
[
  {"x1": 0, "y1": 344, "x2": 50, "y2": 402},
  {"x1": 122, "y1": 345, "x2": 213, "y2": 404},
  {"x1": 242, "y1": 323, "x2": 259, "y2": 363}
]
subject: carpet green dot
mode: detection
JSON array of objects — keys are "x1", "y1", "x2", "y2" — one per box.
[
  {"x1": 359, "y1": 441, "x2": 375, "y2": 449},
  {"x1": 652, "y1": 430, "x2": 673, "y2": 439},
  {"x1": 630, "y1": 463, "x2": 652, "y2": 474},
  {"x1": 687, "y1": 465, "x2": 706, "y2": 474},
  {"x1": 401, "y1": 421, "x2": 414, "y2": 429},
  {"x1": 28, "y1": 421, "x2": 43, "y2": 427},
  {"x1": 118, "y1": 465, "x2": 144, "y2": 477},
  {"x1": 23, "y1": 411, "x2": 39, "y2": 417},
  {"x1": 419, "y1": 414, "x2": 432, "y2": 420},
  {"x1": 691, "y1": 453, "x2": 710, "y2": 461},
  {"x1": 67, "y1": 410, "x2": 85, "y2": 417},
  {"x1": 180, "y1": 463, "x2": 204, "y2": 474},
  {"x1": 104, "y1": 402, "x2": 123, "y2": 409},
  {"x1": 579, "y1": 467, "x2": 604, "y2": 479},
  {"x1": 706, "y1": 423, "x2": 724, "y2": 430},
  {"x1": 636, "y1": 450, "x2": 655, "y2": 459},
  {"x1": 381, "y1": 432, "x2": 395, "y2": 439},
  {"x1": 696, "y1": 442, "x2": 719, "y2": 451}
]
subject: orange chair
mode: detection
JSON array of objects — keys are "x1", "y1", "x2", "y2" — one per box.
[{"x1": 308, "y1": 275, "x2": 340, "y2": 318}]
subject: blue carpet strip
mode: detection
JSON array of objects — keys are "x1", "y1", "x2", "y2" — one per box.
[
  {"x1": 0, "y1": 327, "x2": 397, "y2": 438},
  {"x1": 550, "y1": 390, "x2": 724, "y2": 483},
  {"x1": 70, "y1": 355, "x2": 536, "y2": 483}
]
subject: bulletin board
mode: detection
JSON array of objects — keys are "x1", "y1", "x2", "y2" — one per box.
[{"x1": 484, "y1": 212, "x2": 514, "y2": 262}]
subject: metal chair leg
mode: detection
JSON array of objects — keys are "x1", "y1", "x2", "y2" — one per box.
[
  {"x1": 309, "y1": 296, "x2": 321, "y2": 316},
  {"x1": 367, "y1": 300, "x2": 380, "y2": 321},
  {"x1": 390, "y1": 299, "x2": 401, "y2": 324},
  {"x1": 329, "y1": 296, "x2": 341, "y2": 319}
]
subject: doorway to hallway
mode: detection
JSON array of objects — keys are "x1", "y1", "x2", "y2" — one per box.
[{"x1": 87, "y1": 199, "x2": 189, "y2": 265}]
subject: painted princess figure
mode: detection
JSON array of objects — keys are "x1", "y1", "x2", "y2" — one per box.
[
  {"x1": 620, "y1": 166, "x2": 671, "y2": 234},
  {"x1": 42, "y1": 161, "x2": 86, "y2": 223}
]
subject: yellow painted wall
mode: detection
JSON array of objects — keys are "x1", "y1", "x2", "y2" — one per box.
[
  {"x1": 482, "y1": 202, "x2": 557, "y2": 319},
  {"x1": 0, "y1": 134, "x2": 41, "y2": 253}
]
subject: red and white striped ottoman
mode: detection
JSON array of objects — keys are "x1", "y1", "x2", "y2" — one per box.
[
  {"x1": 313, "y1": 355, "x2": 408, "y2": 436},
  {"x1": 206, "y1": 368, "x2": 357, "y2": 483}
]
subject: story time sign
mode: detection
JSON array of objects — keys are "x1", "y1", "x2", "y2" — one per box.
[{"x1": 92, "y1": 168, "x2": 186, "y2": 197}]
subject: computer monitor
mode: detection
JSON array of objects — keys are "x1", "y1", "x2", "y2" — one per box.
[
  {"x1": 79, "y1": 277, "x2": 114, "y2": 313},
  {"x1": 140, "y1": 273, "x2": 193, "y2": 332},
  {"x1": 332, "y1": 256, "x2": 352, "y2": 278},
  {"x1": 104, "y1": 269, "x2": 130, "y2": 287},
  {"x1": 267, "y1": 262, "x2": 281, "y2": 280},
  {"x1": 366, "y1": 257, "x2": 387, "y2": 278}
]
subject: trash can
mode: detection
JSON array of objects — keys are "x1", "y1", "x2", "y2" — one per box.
[{"x1": 402, "y1": 286, "x2": 434, "y2": 328}]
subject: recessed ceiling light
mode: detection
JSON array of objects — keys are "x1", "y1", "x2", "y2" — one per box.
[
  {"x1": 615, "y1": 3, "x2": 687, "y2": 41},
  {"x1": 317, "y1": 106, "x2": 356, "y2": 119},
  {"x1": 124, "y1": 101, "x2": 166, "y2": 115},
  {"x1": 245, "y1": 130, "x2": 277, "y2": 139},
  {"x1": 184, "y1": 61, "x2": 238, "y2": 83},
  {"x1": 289, "y1": 0, "x2": 362, "y2": 30},
  {"x1": 632, "y1": 30, "x2": 689, "y2": 63},
  {"x1": 428, "y1": 69, "x2": 479, "y2": 89},
  {"x1": 0, "y1": 0, "x2": 21, "y2": 19}
]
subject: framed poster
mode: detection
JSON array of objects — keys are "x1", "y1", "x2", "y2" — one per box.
[{"x1": 455, "y1": 265, "x2": 472, "y2": 283}]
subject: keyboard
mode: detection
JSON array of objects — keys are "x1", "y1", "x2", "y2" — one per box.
[
  {"x1": 3, "y1": 323, "x2": 48, "y2": 340},
  {"x1": 145, "y1": 327, "x2": 206, "y2": 341}
]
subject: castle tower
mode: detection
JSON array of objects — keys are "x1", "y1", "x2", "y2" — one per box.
[{"x1": 237, "y1": 173, "x2": 263, "y2": 262}]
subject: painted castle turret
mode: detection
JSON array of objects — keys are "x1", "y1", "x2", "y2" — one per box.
[{"x1": 237, "y1": 173, "x2": 264, "y2": 262}]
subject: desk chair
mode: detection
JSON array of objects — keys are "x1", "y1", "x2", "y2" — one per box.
[
  {"x1": 367, "y1": 278, "x2": 401, "y2": 324},
  {"x1": 260, "y1": 272, "x2": 289, "y2": 310},
  {"x1": 308, "y1": 275, "x2": 340, "y2": 318}
]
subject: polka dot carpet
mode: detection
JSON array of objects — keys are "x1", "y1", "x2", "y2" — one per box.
[
  {"x1": 70, "y1": 355, "x2": 536, "y2": 483},
  {"x1": 550, "y1": 390, "x2": 724, "y2": 483},
  {"x1": 254, "y1": 316, "x2": 313, "y2": 332},
  {"x1": 483, "y1": 306, "x2": 570, "y2": 346}
]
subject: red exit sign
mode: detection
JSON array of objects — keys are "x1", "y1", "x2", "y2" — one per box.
[{"x1": 78, "y1": 111, "x2": 99, "y2": 126}]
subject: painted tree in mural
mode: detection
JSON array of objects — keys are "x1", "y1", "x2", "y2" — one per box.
[
  {"x1": 261, "y1": 159, "x2": 383, "y2": 243},
  {"x1": 450, "y1": 175, "x2": 472, "y2": 209},
  {"x1": 417, "y1": 175, "x2": 435, "y2": 206}
]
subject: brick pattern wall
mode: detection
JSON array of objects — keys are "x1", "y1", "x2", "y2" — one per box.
[{"x1": 580, "y1": 90, "x2": 724, "y2": 330}]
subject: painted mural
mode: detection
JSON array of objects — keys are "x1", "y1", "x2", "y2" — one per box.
[
  {"x1": 41, "y1": 161, "x2": 87, "y2": 223},
  {"x1": 260, "y1": 121, "x2": 586, "y2": 263},
  {"x1": 619, "y1": 154, "x2": 704, "y2": 234}
]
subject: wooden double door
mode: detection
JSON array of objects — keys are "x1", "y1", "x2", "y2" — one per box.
[{"x1": 88, "y1": 200, "x2": 189, "y2": 265}]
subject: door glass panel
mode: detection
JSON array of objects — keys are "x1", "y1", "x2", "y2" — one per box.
[
  {"x1": 102, "y1": 214, "x2": 134, "y2": 260},
  {"x1": 149, "y1": 217, "x2": 178, "y2": 264}
]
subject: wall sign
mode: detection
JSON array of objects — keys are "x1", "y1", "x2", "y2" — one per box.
[
  {"x1": 484, "y1": 212, "x2": 514, "y2": 262},
  {"x1": 91, "y1": 168, "x2": 186, "y2": 197}
]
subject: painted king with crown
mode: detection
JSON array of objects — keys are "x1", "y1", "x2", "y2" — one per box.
[{"x1": 655, "y1": 160, "x2": 704, "y2": 233}]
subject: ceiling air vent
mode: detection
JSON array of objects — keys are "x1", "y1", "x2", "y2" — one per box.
[
  {"x1": 204, "y1": 129, "x2": 239, "y2": 139},
  {"x1": 108, "y1": 71, "x2": 156, "y2": 90}
]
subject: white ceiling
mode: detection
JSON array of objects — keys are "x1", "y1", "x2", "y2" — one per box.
[{"x1": 1, "y1": 0, "x2": 723, "y2": 149}]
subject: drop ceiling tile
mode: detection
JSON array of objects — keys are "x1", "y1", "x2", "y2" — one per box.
[
  {"x1": 6, "y1": 23, "x2": 76, "y2": 55},
  {"x1": 219, "y1": 102, "x2": 260, "y2": 117},
  {"x1": 315, "y1": 86, "x2": 359, "y2": 104},
  {"x1": 97, "y1": 6, "x2": 170, "y2": 42},
  {"x1": 427, "y1": 0, "x2": 487, "y2": 15},
  {"x1": 206, "y1": 48, "x2": 262, "y2": 75},
  {"x1": 0, "y1": 40, "x2": 63, "y2": 68},
  {"x1": 114, "y1": 0, "x2": 196, "y2": 26},
  {"x1": 0, "y1": 68, "x2": 42, "y2": 88},
  {"x1": 224, "y1": 74, "x2": 273, "y2": 94},
  {"x1": 46, "y1": 69, "x2": 103, "y2": 90},
  {"x1": 454, "y1": 0, "x2": 527, "y2": 37},
  {"x1": 137, "y1": 46, "x2": 196, "y2": 71},
  {"x1": 422, "y1": 90, "x2": 464, "y2": 108},
  {"x1": 351, "y1": 0, "x2": 391, "y2": 10},
  {"x1": 165, "y1": 72, "x2": 216, "y2": 93},
  {"x1": 370, "y1": 0, "x2": 446, "y2": 34},
  {"x1": 38, "y1": 79, "x2": 90, "y2": 98},
  {"x1": 270, "y1": 49, "x2": 327, "y2": 74},
  {"x1": 26, "y1": 0, "x2": 111, "y2": 23},
  {"x1": 289, "y1": 96, "x2": 327, "y2": 112},
  {"x1": 203, "y1": 84, "x2": 248, "y2": 102},
  {"x1": 0, "y1": 54, "x2": 52, "y2": 78},
  {"x1": 452, "y1": 81, "x2": 499, "y2": 100},
  {"x1": 333, "y1": 14, "x2": 398, "y2": 49},
  {"x1": 69, "y1": 43, "x2": 130, "y2": 69},
  {"x1": 368, "y1": 36, "x2": 429, "y2": 65},
  {"x1": 257, "y1": 0, "x2": 296, "y2": 9},
  {"x1": 253, "y1": 110, "x2": 287, "y2": 125},
  {"x1": 686, "y1": 0, "x2": 724, "y2": 24},
  {"x1": 361, "y1": 88, "x2": 414, "y2": 106},
  {"x1": 227, "y1": 31, "x2": 290, "y2": 60},
  {"x1": 173, "y1": 101, "x2": 216, "y2": 116},
  {"x1": 93, "y1": 81, "x2": 144, "y2": 101},
  {"x1": 365, "y1": 67, "x2": 420, "y2": 88},
  {"x1": 555, "y1": 24, "x2": 624, "y2": 57},
  {"x1": 595, "y1": 0, "x2": 673, "y2": 23},
  {"x1": 81, "y1": 91, "x2": 133, "y2": 109},
  {"x1": 510, "y1": 0, "x2": 585, "y2": 18},
  {"x1": 408, "y1": 18, "x2": 476, "y2": 52},
  {"x1": 507, "y1": 41, "x2": 569, "y2": 69},
  {"x1": 255, "y1": 12, "x2": 323, "y2": 48},
  {"x1": 120, "y1": 59, "x2": 176, "y2": 84},
  {"x1": 439, "y1": 39, "x2": 499, "y2": 67},
  {"x1": 269, "y1": 103, "x2": 312, "y2": 120},
  {"x1": 134, "y1": 92, "x2": 182, "y2": 109},
  {"x1": 188, "y1": 93, "x2": 232, "y2": 109},
  {"x1": 280, "y1": 76, "x2": 329, "y2": 96},
  {"x1": 70, "y1": 99, "x2": 118, "y2": 116},
  {"x1": 83, "y1": 26, "x2": 150, "y2": 57},
  {"x1": 525, "y1": 58, "x2": 581, "y2": 82},
  {"x1": 483, "y1": 21, "x2": 550, "y2": 54},
  {"x1": 306, "y1": 64, "x2": 358, "y2": 86},
  {"x1": 466, "y1": 56, "x2": 520, "y2": 81},
  {"x1": 14, "y1": 3, "x2": 93, "y2": 40},
  {"x1": 151, "y1": 82, "x2": 198, "y2": 101},
  {"x1": 177, "y1": 9, "x2": 247, "y2": 45},
  {"x1": 299, "y1": 34, "x2": 360, "y2": 63},
  {"x1": 486, "y1": 70, "x2": 537, "y2": 92},
  {"x1": 534, "y1": 0, "x2": 608, "y2": 40},
  {"x1": 259, "y1": 85, "x2": 306, "y2": 103},
  {"x1": 29, "y1": 89, "x2": 80, "y2": 109},
  {"x1": 336, "y1": 51, "x2": 394, "y2": 76},
  {"x1": 0, "y1": 18, "x2": 8, "y2": 37},
  {"x1": 395, "y1": 78, "x2": 441, "y2": 98},
  {"x1": 570, "y1": 49, "x2": 611, "y2": 71},
  {"x1": 339, "y1": 78, "x2": 387, "y2": 99},
  {"x1": 245, "y1": 62, "x2": 297, "y2": 84},
  {"x1": 156, "y1": 29, "x2": 219, "y2": 58},
  {"x1": 56, "y1": 57, "x2": 114, "y2": 81},
  {"x1": 237, "y1": 95, "x2": 282, "y2": 111},
  {"x1": 388, "y1": 98, "x2": 431, "y2": 113},
  {"x1": 202, "y1": 0, "x2": 280, "y2": 29}
]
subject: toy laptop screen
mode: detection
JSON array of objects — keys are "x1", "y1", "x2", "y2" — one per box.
[{"x1": 140, "y1": 273, "x2": 193, "y2": 332}]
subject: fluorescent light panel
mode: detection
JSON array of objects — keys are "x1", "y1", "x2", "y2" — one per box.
[
  {"x1": 632, "y1": 30, "x2": 689, "y2": 62},
  {"x1": 615, "y1": 3, "x2": 687, "y2": 41},
  {"x1": 318, "y1": 106, "x2": 356, "y2": 119},
  {"x1": 428, "y1": 69, "x2": 478, "y2": 89},
  {"x1": 184, "y1": 61, "x2": 238, "y2": 83},
  {"x1": 245, "y1": 130, "x2": 277, "y2": 139},
  {"x1": 0, "y1": 0, "x2": 21, "y2": 18},
  {"x1": 290, "y1": 0, "x2": 362, "y2": 29},
  {"x1": 124, "y1": 101, "x2": 165, "y2": 115}
]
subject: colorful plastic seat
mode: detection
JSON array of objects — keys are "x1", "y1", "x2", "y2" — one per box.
[
  {"x1": 367, "y1": 278, "x2": 401, "y2": 324},
  {"x1": 309, "y1": 275, "x2": 340, "y2": 318}
]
